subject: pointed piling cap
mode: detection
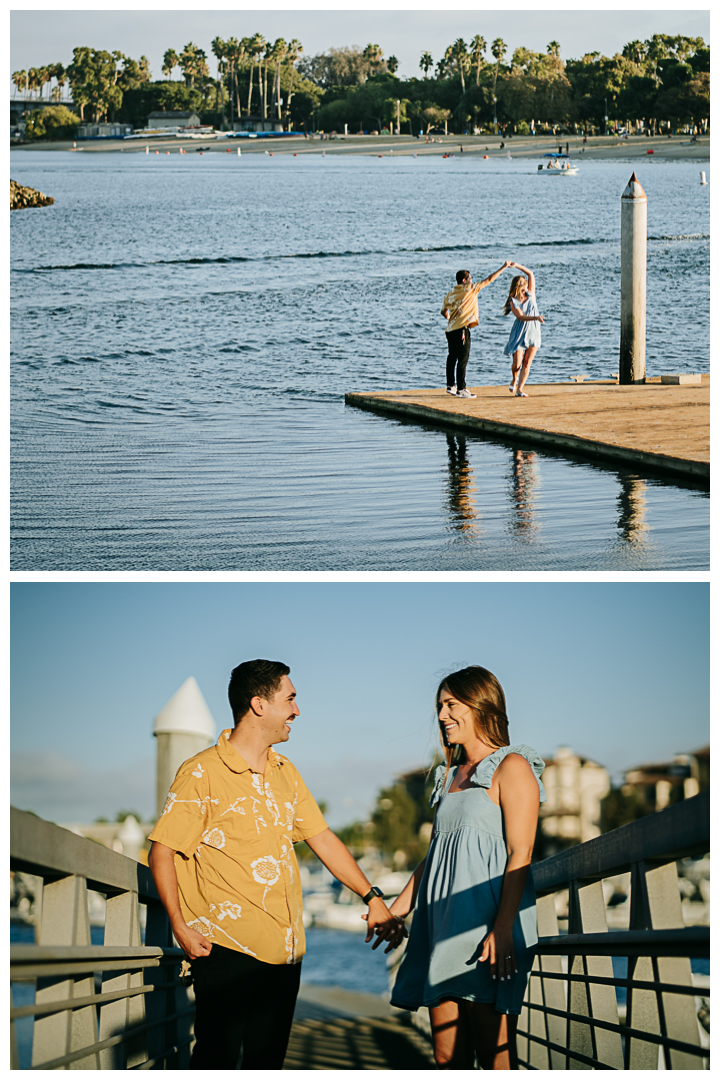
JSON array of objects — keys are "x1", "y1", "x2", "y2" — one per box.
[
  {"x1": 622, "y1": 172, "x2": 647, "y2": 200},
  {"x1": 153, "y1": 676, "x2": 216, "y2": 741}
]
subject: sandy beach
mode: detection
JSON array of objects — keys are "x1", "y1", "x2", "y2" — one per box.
[{"x1": 12, "y1": 132, "x2": 710, "y2": 160}]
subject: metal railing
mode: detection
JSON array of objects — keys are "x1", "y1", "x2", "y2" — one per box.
[
  {"x1": 517, "y1": 790, "x2": 710, "y2": 1069},
  {"x1": 10, "y1": 807, "x2": 194, "y2": 1070}
]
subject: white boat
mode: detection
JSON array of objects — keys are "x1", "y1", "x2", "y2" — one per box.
[{"x1": 538, "y1": 164, "x2": 579, "y2": 175}]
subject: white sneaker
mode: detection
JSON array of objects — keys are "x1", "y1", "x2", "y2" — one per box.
[
  {"x1": 446, "y1": 385, "x2": 457, "y2": 395},
  {"x1": 456, "y1": 388, "x2": 476, "y2": 398}
]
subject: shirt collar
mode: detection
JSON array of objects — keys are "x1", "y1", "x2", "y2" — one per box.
[{"x1": 216, "y1": 729, "x2": 284, "y2": 774}]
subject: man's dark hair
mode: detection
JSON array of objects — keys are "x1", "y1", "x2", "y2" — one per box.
[
  {"x1": 456, "y1": 269, "x2": 471, "y2": 284},
  {"x1": 228, "y1": 659, "x2": 290, "y2": 724}
]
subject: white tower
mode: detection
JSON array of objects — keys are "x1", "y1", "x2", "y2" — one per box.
[{"x1": 153, "y1": 677, "x2": 216, "y2": 820}]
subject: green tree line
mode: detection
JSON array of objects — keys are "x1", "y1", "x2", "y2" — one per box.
[{"x1": 13, "y1": 30, "x2": 709, "y2": 139}]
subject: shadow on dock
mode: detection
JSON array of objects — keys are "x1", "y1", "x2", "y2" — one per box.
[{"x1": 285, "y1": 986, "x2": 435, "y2": 1069}]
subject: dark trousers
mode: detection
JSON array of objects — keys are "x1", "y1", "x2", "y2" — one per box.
[
  {"x1": 446, "y1": 326, "x2": 471, "y2": 390},
  {"x1": 190, "y1": 944, "x2": 301, "y2": 1070}
]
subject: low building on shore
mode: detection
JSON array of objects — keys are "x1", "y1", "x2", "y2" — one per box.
[
  {"x1": 146, "y1": 109, "x2": 202, "y2": 130},
  {"x1": 621, "y1": 745, "x2": 709, "y2": 810}
]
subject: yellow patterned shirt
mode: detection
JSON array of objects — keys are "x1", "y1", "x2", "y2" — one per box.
[
  {"x1": 442, "y1": 282, "x2": 484, "y2": 332},
  {"x1": 147, "y1": 729, "x2": 328, "y2": 965}
]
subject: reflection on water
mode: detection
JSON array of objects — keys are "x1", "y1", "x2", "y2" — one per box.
[
  {"x1": 617, "y1": 475, "x2": 649, "y2": 546},
  {"x1": 10, "y1": 154, "x2": 709, "y2": 570},
  {"x1": 444, "y1": 434, "x2": 480, "y2": 537},
  {"x1": 508, "y1": 449, "x2": 540, "y2": 539}
]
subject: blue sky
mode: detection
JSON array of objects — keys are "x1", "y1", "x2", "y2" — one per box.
[
  {"x1": 10, "y1": 582, "x2": 708, "y2": 827},
  {"x1": 10, "y1": 8, "x2": 710, "y2": 86}
]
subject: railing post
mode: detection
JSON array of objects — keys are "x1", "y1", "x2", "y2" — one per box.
[
  {"x1": 627, "y1": 860, "x2": 703, "y2": 1069},
  {"x1": 99, "y1": 890, "x2": 147, "y2": 1068},
  {"x1": 522, "y1": 892, "x2": 568, "y2": 1068},
  {"x1": 567, "y1": 881, "x2": 623, "y2": 1069},
  {"x1": 32, "y1": 874, "x2": 100, "y2": 1068}
]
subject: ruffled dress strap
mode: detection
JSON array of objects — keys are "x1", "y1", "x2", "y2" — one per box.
[
  {"x1": 429, "y1": 764, "x2": 451, "y2": 807},
  {"x1": 469, "y1": 744, "x2": 547, "y2": 802}
]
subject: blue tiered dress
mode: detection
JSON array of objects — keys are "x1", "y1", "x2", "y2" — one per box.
[
  {"x1": 390, "y1": 744, "x2": 546, "y2": 1016},
  {"x1": 504, "y1": 294, "x2": 542, "y2": 355}
]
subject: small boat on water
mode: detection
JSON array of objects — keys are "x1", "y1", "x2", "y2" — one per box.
[{"x1": 537, "y1": 152, "x2": 579, "y2": 175}]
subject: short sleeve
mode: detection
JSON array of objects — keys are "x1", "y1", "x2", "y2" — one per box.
[
  {"x1": 429, "y1": 764, "x2": 449, "y2": 808},
  {"x1": 291, "y1": 769, "x2": 329, "y2": 843},
  {"x1": 147, "y1": 759, "x2": 210, "y2": 858}
]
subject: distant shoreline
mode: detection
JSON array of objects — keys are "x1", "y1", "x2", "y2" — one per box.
[{"x1": 11, "y1": 133, "x2": 711, "y2": 161}]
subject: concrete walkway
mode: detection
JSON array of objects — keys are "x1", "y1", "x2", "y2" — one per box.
[{"x1": 346, "y1": 379, "x2": 709, "y2": 481}]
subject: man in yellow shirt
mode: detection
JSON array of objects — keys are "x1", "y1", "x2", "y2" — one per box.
[
  {"x1": 148, "y1": 659, "x2": 404, "y2": 1070},
  {"x1": 441, "y1": 263, "x2": 511, "y2": 397}
]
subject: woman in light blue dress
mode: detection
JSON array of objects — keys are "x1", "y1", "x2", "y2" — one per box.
[
  {"x1": 387, "y1": 666, "x2": 545, "y2": 1069},
  {"x1": 503, "y1": 262, "x2": 545, "y2": 397}
]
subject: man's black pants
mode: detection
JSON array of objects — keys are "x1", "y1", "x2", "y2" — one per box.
[
  {"x1": 446, "y1": 326, "x2": 471, "y2": 391},
  {"x1": 190, "y1": 944, "x2": 301, "y2": 1070}
]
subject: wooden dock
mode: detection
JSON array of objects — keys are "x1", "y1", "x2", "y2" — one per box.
[
  {"x1": 284, "y1": 985, "x2": 434, "y2": 1070},
  {"x1": 346, "y1": 378, "x2": 709, "y2": 482}
]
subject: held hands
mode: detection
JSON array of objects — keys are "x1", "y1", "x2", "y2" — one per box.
[
  {"x1": 361, "y1": 901, "x2": 408, "y2": 953},
  {"x1": 477, "y1": 925, "x2": 517, "y2": 982},
  {"x1": 173, "y1": 920, "x2": 213, "y2": 960}
]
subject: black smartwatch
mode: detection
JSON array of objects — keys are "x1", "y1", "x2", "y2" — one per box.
[{"x1": 362, "y1": 886, "x2": 385, "y2": 904}]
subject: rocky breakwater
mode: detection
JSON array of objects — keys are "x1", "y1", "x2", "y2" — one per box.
[{"x1": 11, "y1": 179, "x2": 55, "y2": 209}]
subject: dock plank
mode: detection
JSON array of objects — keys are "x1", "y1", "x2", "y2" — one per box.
[{"x1": 346, "y1": 380, "x2": 709, "y2": 481}]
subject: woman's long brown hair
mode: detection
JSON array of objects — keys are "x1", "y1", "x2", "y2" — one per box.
[
  {"x1": 436, "y1": 666, "x2": 510, "y2": 785},
  {"x1": 503, "y1": 275, "x2": 527, "y2": 316}
]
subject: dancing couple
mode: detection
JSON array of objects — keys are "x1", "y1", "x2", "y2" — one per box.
[{"x1": 441, "y1": 263, "x2": 545, "y2": 398}]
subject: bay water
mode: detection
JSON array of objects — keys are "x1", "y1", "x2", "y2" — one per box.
[{"x1": 11, "y1": 150, "x2": 709, "y2": 570}]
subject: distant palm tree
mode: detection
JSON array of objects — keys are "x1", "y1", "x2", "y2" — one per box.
[
  {"x1": 26, "y1": 68, "x2": 41, "y2": 98},
  {"x1": 387, "y1": 55, "x2": 399, "y2": 74},
  {"x1": 435, "y1": 57, "x2": 449, "y2": 80},
  {"x1": 419, "y1": 51, "x2": 433, "y2": 78},
  {"x1": 162, "y1": 48, "x2": 179, "y2": 81},
  {"x1": 211, "y1": 37, "x2": 226, "y2": 126},
  {"x1": 622, "y1": 39, "x2": 646, "y2": 66},
  {"x1": 224, "y1": 38, "x2": 241, "y2": 125},
  {"x1": 363, "y1": 43, "x2": 384, "y2": 75},
  {"x1": 269, "y1": 38, "x2": 287, "y2": 120},
  {"x1": 491, "y1": 37, "x2": 506, "y2": 131},
  {"x1": 546, "y1": 41, "x2": 561, "y2": 59},
  {"x1": 470, "y1": 36, "x2": 486, "y2": 85},
  {"x1": 12, "y1": 69, "x2": 28, "y2": 98},
  {"x1": 247, "y1": 34, "x2": 265, "y2": 116},
  {"x1": 453, "y1": 39, "x2": 469, "y2": 92},
  {"x1": 285, "y1": 38, "x2": 303, "y2": 119}
]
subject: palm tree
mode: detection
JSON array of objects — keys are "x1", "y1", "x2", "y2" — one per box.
[
  {"x1": 285, "y1": 38, "x2": 303, "y2": 120},
  {"x1": 546, "y1": 41, "x2": 561, "y2": 59},
  {"x1": 224, "y1": 38, "x2": 240, "y2": 125},
  {"x1": 247, "y1": 34, "x2": 265, "y2": 117},
  {"x1": 622, "y1": 40, "x2": 646, "y2": 66},
  {"x1": 26, "y1": 68, "x2": 41, "y2": 98},
  {"x1": 363, "y1": 43, "x2": 384, "y2": 75},
  {"x1": 211, "y1": 37, "x2": 226, "y2": 127},
  {"x1": 435, "y1": 57, "x2": 449, "y2": 80},
  {"x1": 269, "y1": 39, "x2": 287, "y2": 121},
  {"x1": 12, "y1": 70, "x2": 28, "y2": 98},
  {"x1": 470, "y1": 36, "x2": 486, "y2": 85},
  {"x1": 491, "y1": 37, "x2": 507, "y2": 131},
  {"x1": 419, "y1": 51, "x2": 433, "y2": 78},
  {"x1": 162, "y1": 48, "x2": 179, "y2": 80},
  {"x1": 453, "y1": 39, "x2": 470, "y2": 93}
]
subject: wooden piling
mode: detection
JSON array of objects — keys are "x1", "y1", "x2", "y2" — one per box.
[{"x1": 620, "y1": 173, "x2": 647, "y2": 384}]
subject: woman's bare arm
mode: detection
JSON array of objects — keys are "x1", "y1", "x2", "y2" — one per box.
[
  {"x1": 508, "y1": 262, "x2": 536, "y2": 293},
  {"x1": 510, "y1": 300, "x2": 544, "y2": 323},
  {"x1": 476, "y1": 755, "x2": 539, "y2": 981}
]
